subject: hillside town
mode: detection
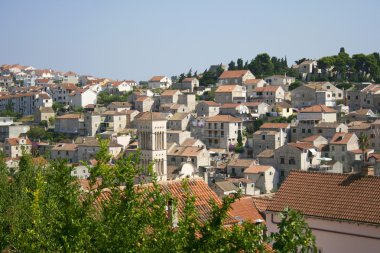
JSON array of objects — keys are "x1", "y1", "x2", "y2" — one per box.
[{"x1": 1, "y1": 58, "x2": 380, "y2": 252}]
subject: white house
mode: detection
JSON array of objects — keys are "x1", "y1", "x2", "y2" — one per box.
[
  {"x1": 148, "y1": 76, "x2": 172, "y2": 89},
  {"x1": 69, "y1": 88, "x2": 97, "y2": 108}
]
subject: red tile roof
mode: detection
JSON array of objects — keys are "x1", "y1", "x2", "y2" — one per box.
[
  {"x1": 219, "y1": 70, "x2": 250, "y2": 79},
  {"x1": 252, "y1": 196, "x2": 273, "y2": 213},
  {"x1": 199, "y1": 101, "x2": 220, "y2": 107},
  {"x1": 6, "y1": 137, "x2": 32, "y2": 146},
  {"x1": 243, "y1": 79, "x2": 264, "y2": 84},
  {"x1": 299, "y1": 105, "x2": 337, "y2": 113},
  {"x1": 161, "y1": 89, "x2": 181, "y2": 96},
  {"x1": 135, "y1": 112, "x2": 167, "y2": 121},
  {"x1": 220, "y1": 103, "x2": 242, "y2": 109},
  {"x1": 149, "y1": 76, "x2": 166, "y2": 82},
  {"x1": 230, "y1": 197, "x2": 264, "y2": 223},
  {"x1": 244, "y1": 165, "x2": 272, "y2": 174},
  {"x1": 56, "y1": 113, "x2": 82, "y2": 119},
  {"x1": 267, "y1": 171, "x2": 380, "y2": 225},
  {"x1": 144, "y1": 179, "x2": 238, "y2": 225},
  {"x1": 330, "y1": 133, "x2": 356, "y2": 145},
  {"x1": 205, "y1": 115, "x2": 241, "y2": 123},
  {"x1": 260, "y1": 123, "x2": 290, "y2": 129},
  {"x1": 253, "y1": 86, "x2": 281, "y2": 92},
  {"x1": 288, "y1": 142, "x2": 315, "y2": 150},
  {"x1": 215, "y1": 85, "x2": 239, "y2": 93}
]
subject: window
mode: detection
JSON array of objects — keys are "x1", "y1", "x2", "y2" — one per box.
[
  {"x1": 262, "y1": 135, "x2": 266, "y2": 140},
  {"x1": 307, "y1": 129, "x2": 311, "y2": 133},
  {"x1": 289, "y1": 157, "x2": 296, "y2": 165},
  {"x1": 302, "y1": 129, "x2": 306, "y2": 133},
  {"x1": 341, "y1": 146, "x2": 345, "y2": 151},
  {"x1": 292, "y1": 129, "x2": 296, "y2": 133},
  {"x1": 331, "y1": 146, "x2": 335, "y2": 151},
  {"x1": 318, "y1": 129, "x2": 322, "y2": 133},
  {"x1": 280, "y1": 157, "x2": 285, "y2": 164}
]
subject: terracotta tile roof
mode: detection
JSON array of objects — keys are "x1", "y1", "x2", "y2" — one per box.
[
  {"x1": 61, "y1": 83, "x2": 78, "y2": 91},
  {"x1": 219, "y1": 70, "x2": 250, "y2": 79},
  {"x1": 56, "y1": 113, "x2": 82, "y2": 119},
  {"x1": 169, "y1": 112, "x2": 190, "y2": 121},
  {"x1": 253, "y1": 130, "x2": 278, "y2": 136},
  {"x1": 243, "y1": 79, "x2": 264, "y2": 85},
  {"x1": 274, "y1": 101, "x2": 292, "y2": 108},
  {"x1": 109, "y1": 101, "x2": 132, "y2": 107},
  {"x1": 151, "y1": 179, "x2": 237, "y2": 225},
  {"x1": 220, "y1": 103, "x2": 242, "y2": 109},
  {"x1": 244, "y1": 165, "x2": 272, "y2": 174},
  {"x1": 228, "y1": 159, "x2": 255, "y2": 168},
  {"x1": 330, "y1": 132, "x2": 356, "y2": 145},
  {"x1": 167, "y1": 146, "x2": 205, "y2": 157},
  {"x1": 135, "y1": 96, "x2": 150, "y2": 102},
  {"x1": 257, "y1": 149, "x2": 274, "y2": 158},
  {"x1": 149, "y1": 76, "x2": 166, "y2": 82},
  {"x1": 267, "y1": 171, "x2": 380, "y2": 225},
  {"x1": 215, "y1": 85, "x2": 239, "y2": 93},
  {"x1": 38, "y1": 93, "x2": 51, "y2": 99},
  {"x1": 161, "y1": 89, "x2": 181, "y2": 96},
  {"x1": 198, "y1": 100, "x2": 220, "y2": 107},
  {"x1": 241, "y1": 102, "x2": 261, "y2": 107},
  {"x1": 300, "y1": 135, "x2": 324, "y2": 142},
  {"x1": 348, "y1": 121, "x2": 371, "y2": 130},
  {"x1": 299, "y1": 105, "x2": 337, "y2": 113},
  {"x1": 253, "y1": 86, "x2": 281, "y2": 92},
  {"x1": 52, "y1": 143, "x2": 78, "y2": 151},
  {"x1": 260, "y1": 123, "x2": 290, "y2": 129},
  {"x1": 205, "y1": 115, "x2": 241, "y2": 123},
  {"x1": 288, "y1": 142, "x2": 315, "y2": 150},
  {"x1": 361, "y1": 84, "x2": 380, "y2": 94},
  {"x1": 368, "y1": 153, "x2": 380, "y2": 161},
  {"x1": 215, "y1": 181, "x2": 239, "y2": 192},
  {"x1": 252, "y1": 195, "x2": 274, "y2": 213},
  {"x1": 5, "y1": 137, "x2": 32, "y2": 146},
  {"x1": 230, "y1": 197, "x2": 264, "y2": 223},
  {"x1": 181, "y1": 138, "x2": 201, "y2": 147},
  {"x1": 349, "y1": 108, "x2": 374, "y2": 116},
  {"x1": 135, "y1": 112, "x2": 167, "y2": 121},
  {"x1": 38, "y1": 107, "x2": 54, "y2": 113},
  {"x1": 314, "y1": 122, "x2": 342, "y2": 128}
]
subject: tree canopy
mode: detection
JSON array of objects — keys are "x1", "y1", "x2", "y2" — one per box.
[{"x1": 0, "y1": 142, "x2": 316, "y2": 252}]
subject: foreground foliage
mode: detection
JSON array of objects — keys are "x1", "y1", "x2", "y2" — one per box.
[{"x1": 0, "y1": 142, "x2": 316, "y2": 252}]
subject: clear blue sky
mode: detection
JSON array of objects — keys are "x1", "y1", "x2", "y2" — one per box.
[{"x1": 1, "y1": 0, "x2": 379, "y2": 81}]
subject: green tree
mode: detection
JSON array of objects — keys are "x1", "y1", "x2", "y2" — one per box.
[
  {"x1": 358, "y1": 134, "x2": 369, "y2": 169},
  {"x1": 52, "y1": 102, "x2": 65, "y2": 113},
  {"x1": 0, "y1": 140, "x2": 317, "y2": 252},
  {"x1": 237, "y1": 129, "x2": 243, "y2": 147},
  {"x1": 237, "y1": 58, "x2": 244, "y2": 70},
  {"x1": 289, "y1": 80, "x2": 303, "y2": 91},
  {"x1": 186, "y1": 68, "x2": 192, "y2": 78},
  {"x1": 228, "y1": 60, "x2": 236, "y2": 70},
  {"x1": 272, "y1": 207, "x2": 317, "y2": 253},
  {"x1": 248, "y1": 53, "x2": 274, "y2": 77}
]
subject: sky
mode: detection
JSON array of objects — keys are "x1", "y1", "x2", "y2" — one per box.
[{"x1": 0, "y1": 0, "x2": 379, "y2": 81}]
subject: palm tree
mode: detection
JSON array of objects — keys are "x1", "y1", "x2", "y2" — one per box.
[{"x1": 358, "y1": 134, "x2": 369, "y2": 170}]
